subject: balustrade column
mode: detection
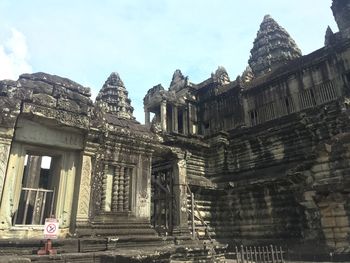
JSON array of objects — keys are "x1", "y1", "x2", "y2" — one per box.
[
  {"x1": 112, "y1": 165, "x2": 120, "y2": 211},
  {"x1": 101, "y1": 164, "x2": 109, "y2": 211},
  {"x1": 123, "y1": 167, "x2": 130, "y2": 211},
  {"x1": 117, "y1": 166, "x2": 125, "y2": 211}
]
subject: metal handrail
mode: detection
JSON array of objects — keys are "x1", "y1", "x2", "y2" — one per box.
[{"x1": 13, "y1": 187, "x2": 55, "y2": 225}]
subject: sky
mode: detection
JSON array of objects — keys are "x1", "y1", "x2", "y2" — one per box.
[{"x1": 0, "y1": 0, "x2": 338, "y2": 123}]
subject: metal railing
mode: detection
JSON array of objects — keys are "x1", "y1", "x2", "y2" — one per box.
[
  {"x1": 13, "y1": 187, "x2": 55, "y2": 225},
  {"x1": 230, "y1": 245, "x2": 284, "y2": 263},
  {"x1": 187, "y1": 184, "x2": 212, "y2": 241}
]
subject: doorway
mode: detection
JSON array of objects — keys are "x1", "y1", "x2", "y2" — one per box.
[
  {"x1": 151, "y1": 168, "x2": 174, "y2": 236},
  {"x1": 13, "y1": 154, "x2": 60, "y2": 225}
]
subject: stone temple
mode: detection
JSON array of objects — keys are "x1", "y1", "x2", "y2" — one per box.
[{"x1": 0, "y1": 0, "x2": 350, "y2": 261}]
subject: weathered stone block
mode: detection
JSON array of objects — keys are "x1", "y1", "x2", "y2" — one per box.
[
  {"x1": 18, "y1": 78, "x2": 53, "y2": 95},
  {"x1": 0, "y1": 97, "x2": 21, "y2": 128},
  {"x1": 57, "y1": 98, "x2": 80, "y2": 112},
  {"x1": 0, "y1": 80, "x2": 17, "y2": 96},
  {"x1": 20, "y1": 72, "x2": 91, "y2": 96},
  {"x1": 32, "y1": 93, "x2": 56, "y2": 108},
  {"x1": 53, "y1": 85, "x2": 91, "y2": 105},
  {"x1": 335, "y1": 216, "x2": 350, "y2": 227},
  {"x1": 321, "y1": 217, "x2": 336, "y2": 227}
]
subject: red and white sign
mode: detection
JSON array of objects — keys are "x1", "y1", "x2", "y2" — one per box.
[{"x1": 44, "y1": 218, "x2": 59, "y2": 239}]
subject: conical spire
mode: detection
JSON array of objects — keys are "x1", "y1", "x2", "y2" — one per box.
[
  {"x1": 248, "y1": 15, "x2": 302, "y2": 77},
  {"x1": 325, "y1": 26, "x2": 334, "y2": 46},
  {"x1": 331, "y1": 0, "x2": 350, "y2": 38},
  {"x1": 96, "y1": 72, "x2": 134, "y2": 120},
  {"x1": 241, "y1": 65, "x2": 254, "y2": 83},
  {"x1": 212, "y1": 66, "x2": 230, "y2": 85}
]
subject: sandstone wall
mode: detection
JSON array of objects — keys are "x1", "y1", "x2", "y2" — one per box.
[{"x1": 191, "y1": 101, "x2": 350, "y2": 249}]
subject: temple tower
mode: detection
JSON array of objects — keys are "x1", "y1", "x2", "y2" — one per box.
[
  {"x1": 331, "y1": 0, "x2": 350, "y2": 38},
  {"x1": 248, "y1": 15, "x2": 302, "y2": 77},
  {"x1": 96, "y1": 72, "x2": 135, "y2": 119}
]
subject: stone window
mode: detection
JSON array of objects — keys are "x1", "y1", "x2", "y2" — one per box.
[
  {"x1": 299, "y1": 88, "x2": 316, "y2": 109},
  {"x1": 13, "y1": 154, "x2": 56, "y2": 225},
  {"x1": 314, "y1": 80, "x2": 337, "y2": 104},
  {"x1": 101, "y1": 164, "x2": 133, "y2": 212}
]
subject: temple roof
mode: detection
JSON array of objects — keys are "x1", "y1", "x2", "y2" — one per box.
[
  {"x1": 96, "y1": 72, "x2": 135, "y2": 120},
  {"x1": 212, "y1": 66, "x2": 230, "y2": 85},
  {"x1": 248, "y1": 15, "x2": 302, "y2": 77},
  {"x1": 169, "y1": 69, "x2": 188, "y2": 92}
]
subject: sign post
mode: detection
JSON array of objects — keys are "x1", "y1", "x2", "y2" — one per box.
[{"x1": 38, "y1": 218, "x2": 59, "y2": 255}]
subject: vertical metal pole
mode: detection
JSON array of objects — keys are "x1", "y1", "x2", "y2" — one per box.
[
  {"x1": 262, "y1": 246, "x2": 266, "y2": 263},
  {"x1": 191, "y1": 192, "x2": 195, "y2": 239},
  {"x1": 49, "y1": 188, "x2": 55, "y2": 217},
  {"x1": 31, "y1": 189, "x2": 39, "y2": 224},
  {"x1": 165, "y1": 175, "x2": 168, "y2": 232},
  {"x1": 274, "y1": 246, "x2": 279, "y2": 263},
  {"x1": 280, "y1": 246, "x2": 284, "y2": 263},
  {"x1": 40, "y1": 191, "x2": 48, "y2": 224},
  {"x1": 22, "y1": 190, "x2": 32, "y2": 224},
  {"x1": 270, "y1": 245, "x2": 275, "y2": 263},
  {"x1": 169, "y1": 171, "x2": 173, "y2": 233},
  {"x1": 254, "y1": 246, "x2": 258, "y2": 263},
  {"x1": 266, "y1": 246, "x2": 270, "y2": 263},
  {"x1": 258, "y1": 246, "x2": 262, "y2": 262},
  {"x1": 241, "y1": 245, "x2": 244, "y2": 263},
  {"x1": 235, "y1": 246, "x2": 239, "y2": 262}
]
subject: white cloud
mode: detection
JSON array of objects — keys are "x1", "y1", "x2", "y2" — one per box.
[{"x1": 0, "y1": 28, "x2": 32, "y2": 80}]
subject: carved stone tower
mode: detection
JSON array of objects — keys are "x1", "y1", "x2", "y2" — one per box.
[
  {"x1": 331, "y1": 0, "x2": 350, "y2": 38},
  {"x1": 248, "y1": 15, "x2": 302, "y2": 77},
  {"x1": 96, "y1": 72, "x2": 135, "y2": 120}
]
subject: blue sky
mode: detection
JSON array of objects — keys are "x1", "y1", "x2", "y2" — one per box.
[{"x1": 0, "y1": 0, "x2": 338, "y2": 123}]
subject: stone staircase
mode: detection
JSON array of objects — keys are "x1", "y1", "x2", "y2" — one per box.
[
  {"x1": 187, "y1": 186, "x2": 214, "y2": 240},
  {"x1": 183, "y1": 185, "x2": 228, "y2": 262}
]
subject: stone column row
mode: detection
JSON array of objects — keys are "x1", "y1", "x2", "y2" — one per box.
[
  {"x1": 110, "y1": 165, "x2": 131, "y2": 212},
  {"x1": 145, "y1": 100, "x2": 198, "y2": 135}
]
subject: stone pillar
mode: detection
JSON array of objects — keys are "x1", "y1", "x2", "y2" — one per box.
[
  {"x1": 144, "y1": 108, "x2": 150, "y2": 127},
  {"x1": 172, "y1": 105, "x2": 178, "y2": 133},
  {"x1": 160, "y1": 100, "x2": 167, "y2": 132},
  {"x1": 0, "y1": 128, "x2": 15, "y2": 200},
  {"x1": 135, "y1": 154, "x2": 152, "y2": 219},
  {"x1": 188, "y1": 103, "x2": 197, "y2": 135},
  {"x1": 76, "y1": 141, "x2": 99, "y2": 226},
  {"x1": 0, "y1": 142, "x2": 26, "y2": 230},
  {"x1": 183, "y1": 108, "x2": 188, "y2": 135},
  {"x1": 242, "y1": 96, "x2": 250, "y2": 127},
  {"x1": 172, "y1": 152, "x2": 190, "y2": 235},
  {"x1": 188, "y1": 103, "x2": 194, "y2": 135}
]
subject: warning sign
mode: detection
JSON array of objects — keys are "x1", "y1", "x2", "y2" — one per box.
[{"x1": 44, "y1": 218, "x2": 59, "y2": 239}]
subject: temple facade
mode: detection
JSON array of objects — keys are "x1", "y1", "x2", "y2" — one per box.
[
  {"x1": 0, "y1": 0, "x2": 350, "y2": 261},
  {"x1": 144, "y1": 0, "x2": 350, "y2": 254}
]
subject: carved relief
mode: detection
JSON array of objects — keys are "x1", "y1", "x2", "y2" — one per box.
[
  {"x1": 0, "y1": 144, "x2": 10, "y2": 199},
  {"x1": 76, "y1": 155, "x2": 92, "y2": 220}
]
